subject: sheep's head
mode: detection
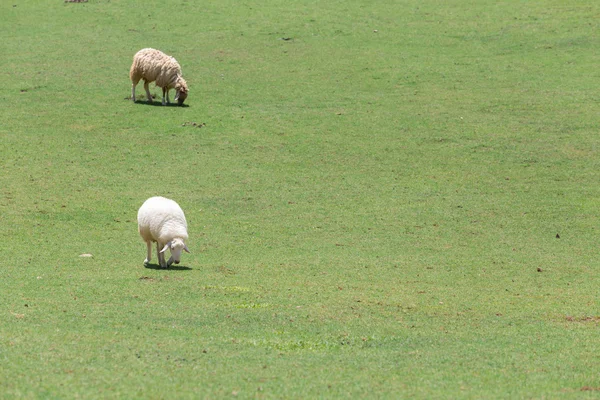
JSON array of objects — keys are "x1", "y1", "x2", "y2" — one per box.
[
  {"x1": 174, "y1": 77, "x2": 189, "y2": 106},
  {"x1": 160, "y1": 238, "x2": 190, "y2": 265}
]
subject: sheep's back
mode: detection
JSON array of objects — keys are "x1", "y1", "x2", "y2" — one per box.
[
  {"x1": 131, "y1": 48, "x2": 183, "y2": 88},
  {"x1": 137, "y1": 196, "x2": 188, "y2": 242}
]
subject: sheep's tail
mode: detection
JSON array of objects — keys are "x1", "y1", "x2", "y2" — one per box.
[{"x1": 129, "y1": 50, "x2": 146, "y2": 82}]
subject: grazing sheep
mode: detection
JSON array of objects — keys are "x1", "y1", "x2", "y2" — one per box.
[
  {"x1": 137, "y1": 196, "x2": 190, "y2": 268},
  {"x1": 130, "y1": 48, "x2": 189, "y2": 106}
]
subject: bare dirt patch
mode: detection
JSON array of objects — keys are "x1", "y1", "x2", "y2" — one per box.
[
  {"x1": 182, "y1": 121, "x2": 206, "y2": 128},
  {"x1": 565, "y1": 316, "x2": 600, "y2": 323}
]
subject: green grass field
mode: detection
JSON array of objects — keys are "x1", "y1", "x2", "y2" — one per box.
[{"x1": 2, "y1": 0, "x2": 600, "y2": 397}]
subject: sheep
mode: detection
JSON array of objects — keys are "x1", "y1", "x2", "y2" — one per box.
[
  {"x1": 129, "y1": 48, "x2": 189, "y2": 106},
  {"x1": 137, "y1": 196, "x2": 190, "y2": 269}
]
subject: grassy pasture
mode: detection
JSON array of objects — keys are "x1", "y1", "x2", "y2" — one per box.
[{"x1": 2, "y1": 0, "x2": 600, "y2": 397}]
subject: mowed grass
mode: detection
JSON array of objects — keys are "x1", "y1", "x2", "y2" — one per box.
[{"x1": 2, "y1": 0, "x2": 600, "y2": 397}]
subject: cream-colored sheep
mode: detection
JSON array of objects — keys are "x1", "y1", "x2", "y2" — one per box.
[{"x1": 130, "y1": 48, "x2": 189, "y2": 106}]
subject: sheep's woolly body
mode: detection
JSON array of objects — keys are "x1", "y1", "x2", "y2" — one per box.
[
  {"x1": 130, "y1": 48, "x2": 189, "y2": 105},
  {"x1": 138, "y1": 197, "x2": 188, "y2": 243},
  {"x1": 137, "y1": 196, "x2": 189, "y2": 268},
  {"x1": 130, "y1": 48, "x2": 183, "y2": 90}
]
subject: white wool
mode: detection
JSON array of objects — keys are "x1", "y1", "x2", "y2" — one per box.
[{"x1": 137, "y1": 196, "x2": 190, "y2": 268}]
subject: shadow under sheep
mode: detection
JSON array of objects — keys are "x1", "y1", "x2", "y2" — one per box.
[
  {"x1": 124, "y1": 96, "x2": 190, "y2": 107},
  {"x1": 144, "y1": 263, "x2": 193, "y2": 271},
  {"x1": 135, "y1": 100, "x2": 190, "y2": 108}
]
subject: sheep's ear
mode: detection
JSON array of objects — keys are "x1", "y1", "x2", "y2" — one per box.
[
  {"x1": 160, "y1": 242, "x2": 171, "y2": 253},
  {"x1": 174, "y1": 92, "x2": 180, "y2": 101},
  {"x1": 184, "y1": 244, "x2": 191, "y2": 253}
]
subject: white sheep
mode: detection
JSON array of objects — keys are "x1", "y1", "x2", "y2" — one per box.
[
  {"x1": 129, "y1": 48, "x2": 189, "y2": 106},
  {"x1": 137, "y1": 196, "x2": 190, "y2": 269}
]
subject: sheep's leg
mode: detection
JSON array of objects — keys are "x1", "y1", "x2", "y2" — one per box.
[
  {"x1": 143, "y1": 241, "x2": 152, "y2": 266},
  {"x1": 156, "y1": 242, "x2": 163, "y2": 268},
  {"x1": 167, "y1": 256, "x2": 174, "y2": 267},
  {"x1": 144, "y1": 81, "x2": 152, "y2": 103},
  {"x1": 165, "y1": 88, "x2": 171, "y2": 104},
  {"x1": 161, "y1": 87, "x2": 167, "y2": 106},
  {"x1": 156, "y1": 242, "x2": 161, "y2": 265},
  {"x1": 131, "y1": 83, "x2": 137, "y2": 103},
  {"x1": 157, "y1": 242, "x2": 167, "y2": 269}
]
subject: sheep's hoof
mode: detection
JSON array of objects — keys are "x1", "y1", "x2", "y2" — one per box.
[{"x1": 143, "y1": 259, "x2": 149, "y2": 266}]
